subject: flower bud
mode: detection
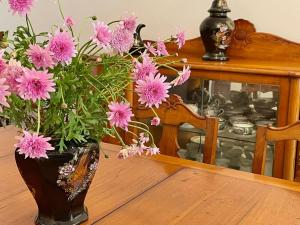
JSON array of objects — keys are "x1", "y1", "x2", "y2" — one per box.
[
  {"x1": 61, "y1": 103, "x2": 68, "y2": 109},
  {"x1": 91, "y1": 16, "x2": 97, "y2": 21}
]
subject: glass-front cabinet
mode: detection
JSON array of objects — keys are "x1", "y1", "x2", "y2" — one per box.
[{"x1": 170, "y1": 78, "x2": 279, "y2": 176}]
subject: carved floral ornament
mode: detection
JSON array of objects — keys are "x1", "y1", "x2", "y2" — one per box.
[{"x1": 231, "y1": 19, "x2": 256, "y2": 49}]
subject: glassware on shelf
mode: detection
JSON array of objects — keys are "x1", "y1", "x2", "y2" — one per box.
[{"x1": 171, "y1": 79, "x2": 279, "y2": 176}]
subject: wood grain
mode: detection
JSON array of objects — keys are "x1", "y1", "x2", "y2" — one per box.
[
  {"x1": 2, "y1": 128, "x2": 300, "y2": 225},
  {"x1": 95, "y1": 168, "x2": 300, "y2": 225}
]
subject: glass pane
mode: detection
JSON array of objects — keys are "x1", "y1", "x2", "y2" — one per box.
[{"x1": 170, "y1": 78, "x2": 279, "y2": 177}]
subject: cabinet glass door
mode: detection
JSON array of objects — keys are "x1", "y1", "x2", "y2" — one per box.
[{"x1": 170, "y1": 78, "x2": 279, "y2": 176}]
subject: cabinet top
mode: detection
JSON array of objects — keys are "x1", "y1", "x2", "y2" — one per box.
[{"x1": 164, "y1": 19, "x2": 300, "y2": 77}]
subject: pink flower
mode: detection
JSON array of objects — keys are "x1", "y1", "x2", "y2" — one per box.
[
  {"x1": 8, "y1": 0, "x2": 34, "y2": 16},
  {"x1": 17, "y1": 69, "x2": 55, "y2": 102},
  {"x1": 133, "y1": 54, "x2": 158, "y2": 81},
  {"x1": 156, "y1": 41, "x2": 169, "y2": 56},
  {"x1": 64, "y1": 16, "x2": 75, "y2": 27},
  {"x1": 144, "y1": 42, "x2": 157, "y2": 56},
  {"x1": 146, "y1": 146, "x2": 160, "y2": 155},
  {"x1": 111, "y1": 27, "x2": 134, "y2": 53},
  {"x1": 48, "y1": 31, "x2": 77, "y2": 65},
  {"x1": 139, "y1": 132, "x2": 149, "y2": 145},
  {"x1": 26, "y1": 44, "x2": 54, "y2": 69},
  {"x1": 0, "y1": 78, "x2": 10, "y2": 112},
  {"x1": 136, "y1": 73, "x2": 170, "y2": 108},
  {"x1": 15, "y1": 131, "x2": 54, "y2": 159},
  {"x1": 171, "y1": 66, "x2": 191, "y2": 86},
  {"x1": 151, "y1": 117, "x2": 160, "y2": 126},
  {"x1": 175, "y1": 30, "x2": 185, "y2": 49},
  {"x1": 107, "y1": 102, "x2": 133, "y2": 130},
  {"x1": 91, "y1": 21, "x2": 112, "y2": 48},
  {"x1": 0, "y1": 50, "x2": 6, "y2": 75},
  {"x1": 1, "y1": 59, "x2": 24, "y2": 93},
  {"x1": 120, "y1": 16, "x2": 137, "y2": 33}
]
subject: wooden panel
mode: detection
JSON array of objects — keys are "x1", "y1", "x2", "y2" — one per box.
[
  {"x1": 95, "y1": 168, "x2": 300, "y2": 225},
  {"x1": 284, "y1": 78, "x2": 300, "y2": 180},
  {"x1": 164, "y1": 19, "x2": 300, "y2": 77}
]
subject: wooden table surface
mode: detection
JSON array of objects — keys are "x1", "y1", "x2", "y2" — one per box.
[{"x1": 1, "y1": 126, "x2": 300, "y2": 225}]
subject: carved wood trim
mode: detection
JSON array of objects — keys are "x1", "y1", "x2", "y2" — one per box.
[{"x1": 134, "y1": 94, "x2": 219, "y2": 163}]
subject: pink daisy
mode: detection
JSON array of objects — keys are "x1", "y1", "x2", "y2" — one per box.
[
  {"x1": 15, "y1": 131, "x2": 54, "y2": 159},
  {"x1": 64, "y1": 16, "x2": 75, "y2": 27},
  {"x1": 0, "y1": 78, "x2": 10, "y2": 112},
  {"x1": 118, "y1": 145, "x2": 135, "y2": 159},
  {"x1": 133, "y1": 54, "x2": 158, "y2": 81},
  {"x1": 151, "y1": 117, "x2": 160, "y2": 126},
  {"x1": 26, "y1": 44, "x2": 54, "y2": 69},
  {"x1": 48, "y1": 31, "x2": 77, "y2": 65},
  {"x1": 171, "y1": 65, "x2": 191, "y2": 86},
  {"x1": 135, "y1": 73, "x2": 170, "y2": 108},
  {"x1": 139, "y1": 132, "x2": 149, "y2": 145},
  {"x1": 17, "y1": 69, "x2": 55, "y2": 102},
  {"x1": 107, "y1": 102, "x2": 133, "y2": 130},
  {"x1": 120, "y1": 16, "x2": 137, "y2": 33},
  {"x1": 1, "y1": 59, "x2": 24, "y2": 93},
  {"x1": 8, "y1": 0, "x2": 34, "y2": 16},
  {"x1": 175, "y1": 30, "x2": 186, "y2": 49},
  {"x1": 146, "y1": 146, "x2": 160, "y2": 155},
  {"x1": 0, "y1": 50, "x2": 7, "y2": 75},
  {"x1": 91, "y1": 21, "x2": 112, "y2": 48},
  {"x1": 156, "y1": 41, "x2": 169, "y2": 56},
  {"x1": 111, "y1": 27, "x2": 134, "y2": 53},
  {"x1": 144, "y1": 42, "x2": 157, "y2": 56}
]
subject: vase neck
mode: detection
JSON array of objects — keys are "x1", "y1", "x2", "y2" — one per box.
[{"x1": 210, "y1": 12, "x2": 228, "y2": 17}]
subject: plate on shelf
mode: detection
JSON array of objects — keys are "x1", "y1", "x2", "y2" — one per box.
[
  {"x1": 180, "y1": 123, "x2": 195, "y2": 129},
  {"x1": 190, "y1": 135, "x2": 205, "y2": 144},
  {"x1": 228, "y1": 129, "x2": 256, "y2": 139}
]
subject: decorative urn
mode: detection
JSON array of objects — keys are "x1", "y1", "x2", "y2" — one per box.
[{"x1": 200, "y1": 0, "x2": 235, "y2": 61}]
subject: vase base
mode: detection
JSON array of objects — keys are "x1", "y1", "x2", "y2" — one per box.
[
  {"x1": 202, "y1": 52, "x2": 229, "y2": 61},
  {"x1": 35, "y1": 207, "x2": 88, "y2": 225}
]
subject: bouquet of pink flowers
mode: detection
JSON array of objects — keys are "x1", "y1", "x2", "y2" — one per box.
[{"x1": 0, "y1": 0, "x2": 190, "y2": 159}]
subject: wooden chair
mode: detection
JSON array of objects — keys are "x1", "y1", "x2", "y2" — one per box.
[
  {"x1": 134, "y1": 94, "x2": 219, "y2": 164},
  {"x1": 253, "y1": 121, "x2": 300, "y2": 176}
]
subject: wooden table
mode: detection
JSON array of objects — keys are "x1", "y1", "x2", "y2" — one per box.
[{"x1": 1, "y1": 127, "x2": 300, "y2": 225}]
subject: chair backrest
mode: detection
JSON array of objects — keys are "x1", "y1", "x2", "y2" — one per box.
[
  {"x1": 253, "y1": 121, "x2": 300, "y2": 175},
  {"x1": 134, "y1": 94, "x2": 219, "y2": 164}
]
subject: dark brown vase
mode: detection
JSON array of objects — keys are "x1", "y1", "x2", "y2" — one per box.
[
  {"x1": 200, "y1": 0, "x2": 235, "y2": 61},
  {"x1": 15, "y1": 140, "x2": 100, "y2": 225}
]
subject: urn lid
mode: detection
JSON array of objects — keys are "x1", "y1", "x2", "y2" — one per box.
[{"x1": 208, "y1": 0, "x2": 231, "y2": 13}]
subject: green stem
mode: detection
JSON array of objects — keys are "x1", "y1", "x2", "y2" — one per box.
[
  {"x1": 158, "y1": 63, "x2": 179, "y2": 73},
  {"x1": 57, "y1": 0, "x2": 65, "y2": 20},
  {"x1": 37, "y1": 100, "x2": 41, "y2": 134},
  {"x1": 150, "y1": 107, "x2": 159, "y2": 118},
  {"x1": 107, "y1": 20, "x2": 121, "y2": 26},
  {"x1": 126, "y1": 130, "x2": 139, "y2": 139},
  {"x1": 113, "y1": 126, "x2": 126, "y2": 146},
  {"x1": 25, "y1": 15, "x2": 36, "y2": 43},
  {"x1": 130, "y1": 120, "x2": 150, "y2": 130},
  {"x1": 128, "y1": 124, "x2": 155, "y2": 145},
  {"x1": 86, "y1": 45, "x2": 98, "y2": 55},
  {"x1": 84, "y1": 77, "x2": 109, "y2": 102},
  {"x1": 59, "y1": 84, "x2": 66, "y2": 104},
  {"x1": 86, "y1": 73, "x2": 116, "y2": 101}
]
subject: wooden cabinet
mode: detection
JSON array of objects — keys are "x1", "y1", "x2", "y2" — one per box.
[{"x1": 155, "y1": 19, "x2": 300, "y2": 181}]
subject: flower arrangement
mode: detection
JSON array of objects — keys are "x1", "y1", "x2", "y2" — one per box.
[{"x1": 0, "y1": 0, "x2": 190, "y2": 159}]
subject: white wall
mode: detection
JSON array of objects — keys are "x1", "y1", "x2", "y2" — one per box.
[{"x1": 1, "y1": 0, "x2": 300, "y2": 42}]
